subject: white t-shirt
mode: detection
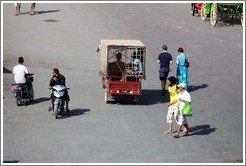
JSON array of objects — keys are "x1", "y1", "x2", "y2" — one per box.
[
  {"x1": 177, "y1": 90, "x2": 191, "y2": 110},
  {"x1": 13, "y1": 64, "x2": 28, "y2": 84}
]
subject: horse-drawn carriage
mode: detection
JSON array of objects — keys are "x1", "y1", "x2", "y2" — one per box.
[{"x1": 192, "y1": 3, "x2": 243, "y2": 26}]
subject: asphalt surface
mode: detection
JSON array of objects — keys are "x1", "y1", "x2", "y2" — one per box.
[{"x1": 2, "y1": 2, "x2": 244, "y2": 164}]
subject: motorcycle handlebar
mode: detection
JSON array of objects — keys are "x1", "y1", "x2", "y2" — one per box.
[{"x1": 49, "y1": 86, "x2": 70, "y2": 90}]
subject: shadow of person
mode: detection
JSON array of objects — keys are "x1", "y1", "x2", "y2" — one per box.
[
  {"x1": 188, "y1": 84, "x2": 209, "y2": 92},
  {"x1": 62, "y1": 108, "x2": 91, "y2": 118},
  {"x1": 139, "y1": 89, "x2": 169, "y2": 105},
  {"x1": 19, "y1": 10, "x2": 60, "y2": 16},
  {"x1": 36, "y1": 10, "x2": 60, "y2": 15},
  {"x1": 3, "y1": 160, "x2": 19, "y2": 163},
  {"x1": 31, "y1": 97, "x2": 50, "y2": 104},
  {"x1": 189, "y1": 124, "x2": 217, "y2": 136},
  {"x1": 3, "y1": 67, "x2": 12, "y2": 74}
]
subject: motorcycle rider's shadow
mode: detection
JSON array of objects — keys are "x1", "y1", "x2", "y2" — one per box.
[
  {"x1": 31, "y1": 97, "x2": 50, "y2": 104},
  {"x1": 61, "y1": 108, "x2": 91, "y2": 119}
]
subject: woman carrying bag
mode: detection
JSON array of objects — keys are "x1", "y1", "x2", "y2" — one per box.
[{"x1": 173, "y1": 83, "x2": 191, "y2": 138}]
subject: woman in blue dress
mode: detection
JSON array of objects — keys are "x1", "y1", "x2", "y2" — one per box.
[{"x1": 176, "y1": 47, "x2": 189, "y2": 89}]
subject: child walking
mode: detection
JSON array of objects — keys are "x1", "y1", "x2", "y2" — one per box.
[{"x1": 165, "y1": 76, "x2": 179, "y2": 134}]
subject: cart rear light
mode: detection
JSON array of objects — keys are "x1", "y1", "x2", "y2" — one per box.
[
  {"x1": 110, "y1": 90, "x2": 119, "y2": 94},
  {"x1": 133, "y1": 91, "x2": 140, "y2": 95}
]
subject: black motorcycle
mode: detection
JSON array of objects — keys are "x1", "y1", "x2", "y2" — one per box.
[
  {"x1": 50, "y1": 85, "x2": 70, "y2": 119},
  {"x1": 11, "y1": 74, "x2": 34, "y2": 106}
]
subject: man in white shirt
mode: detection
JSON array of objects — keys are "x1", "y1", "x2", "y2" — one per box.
[
  {"x1": 13, "y1": 57, "x2": 33, "y2": 98},
  {"x1": 13, "y1": 57, "x2": 29, "y2": 84}
]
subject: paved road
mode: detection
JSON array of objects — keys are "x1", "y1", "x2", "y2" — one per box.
[{"x1": 2, "y1": 2, "x2": 244, "y2": 164}]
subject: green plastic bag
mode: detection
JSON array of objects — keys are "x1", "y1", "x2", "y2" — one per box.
[{"x1": 181, "y1": 101, "x2": 192, "y2": 116}]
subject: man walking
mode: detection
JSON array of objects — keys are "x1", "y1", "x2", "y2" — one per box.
[{"x1": 157, "y1": 45, "x2": 173, "y2": 95}]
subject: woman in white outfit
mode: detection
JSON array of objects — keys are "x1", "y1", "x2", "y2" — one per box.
[{"x1": 173, "y1": 83, "x2": 191, "y2": 138}]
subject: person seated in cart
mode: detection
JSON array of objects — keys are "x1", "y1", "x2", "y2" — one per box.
[
  {"x1": 132, "y1": 50, "x2": 143, "y2": 74},
  {"x1": 108, "y1": 52, "x2": 126, "y2": 81}
]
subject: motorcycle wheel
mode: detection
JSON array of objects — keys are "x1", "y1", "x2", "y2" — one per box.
[
  {"x1": 54, "y1": 104, "x2": 59, "y2": 119},
  {"x1": 30, "y1": 87, "x2": 34, "y2": 102}
]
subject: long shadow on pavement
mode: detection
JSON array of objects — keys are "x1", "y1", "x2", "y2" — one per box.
[
  {"x1": 3, "y1": 67, "x2": 12, "y2": 74},
  {"x1": 32, "y1": 97, "x2": 50, "y2": 104},
  {"x1": 188, "y1": 84, "x2": 209, "y2": 93},
  {"x1": 18, "y1": 10, "x2": 60, "y2": 16},
  {"x1": 3, "y1": 160, "x2": 19, "y2": 163},
  {"x1": 62, "y1": 108, "x2": 91, "y2": 119},
  {"x1": 36, "y1": 10, "x2": 60, "y2": 15},
  {"x1": 139, "y1": 89, "x2": 169, "y2": 105},
  {"x1": 113, "y1": 89, "x2": 169, "y2": 105},
  {"x1": 190, "y1": 124, "x2": 217, "y2": 135}
]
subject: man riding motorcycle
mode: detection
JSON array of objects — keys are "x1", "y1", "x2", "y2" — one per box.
[
  {"x1": 12, "y1": 57, "x2": 34, "y2": 98},
  {"x1": 48, "y1": 68, "x2": 70, "y2": 113}
]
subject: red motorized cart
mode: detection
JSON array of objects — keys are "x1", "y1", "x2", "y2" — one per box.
[{"x1": 98, "y1": 40, "x2": 146, "y2": 103}]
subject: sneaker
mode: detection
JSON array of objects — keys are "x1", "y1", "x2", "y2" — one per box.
[{"x1": 66, "y1": 108, "x2": 70, "y2": 113}]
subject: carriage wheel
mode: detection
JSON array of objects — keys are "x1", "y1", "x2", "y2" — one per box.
[
  {"x1": 210, "y1": 3, "x2": 218, "y2": 27},
  {"x1": 241, "y1": 15, "x2": 243, "y2": 26},
  {"x1": 191, "y1": 4, "x2": 195, "y2": 16},
  {"x1": 104, "y1": 89, "x2": 111, "y2": 103},
  {"x1": 132, "y1": 95, "x2": 140, "y2": 104},
  {"x1": 201, "y1": 4, "x2": 207, "y2": 21}
]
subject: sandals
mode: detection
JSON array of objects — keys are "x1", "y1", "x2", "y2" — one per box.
[
  {"x1": 173, "y1": 135, "x2": 179, "y2": 138},
  {"x1": 173, "y1": 133, "x2": 190, "y2": 138},
  {"x1": 183, "y1": 133, "x2": 190, "y2": 137}
]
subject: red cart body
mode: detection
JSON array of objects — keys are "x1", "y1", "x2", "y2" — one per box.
[{"x1": 98, "y1": 40, "x2": 146, "y2": 103}]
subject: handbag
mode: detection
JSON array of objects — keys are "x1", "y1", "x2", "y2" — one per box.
[
  {"x1": 181, "y1": 101, "x2": 192, "y2": 116},
  {"x1": 184, "y1": 54, "x2": 190, "y2": 68}
]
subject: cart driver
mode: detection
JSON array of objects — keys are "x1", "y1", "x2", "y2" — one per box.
[{"x1": 108, "y1": 52, "x2": 126, "y2": 80}]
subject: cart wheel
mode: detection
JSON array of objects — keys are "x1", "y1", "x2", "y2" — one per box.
[
  {"x1": 16, "y1": 97, "x2": 22, "y2": 106},
  {"x1": 241, "y1": 15, "x2": 243, "y2": 26},
  {"x1": 30, "y1": 87, "x2": 34, "y2": 101},
  {"x1": 201, "y1": 4, "x2": 207, "y2": 21},
  {"x1": 210, "y1": 3, "x2": 218, "y2": 27},
  {"x1": 191, "y1": 4, "x2": 195, "y2": 16},
  {"x1": 132, "y1": 96, "x2": 139, "y2": 104},
  {"x1": 104, "y1": 89, "x2": 111, "y2": 103}
]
